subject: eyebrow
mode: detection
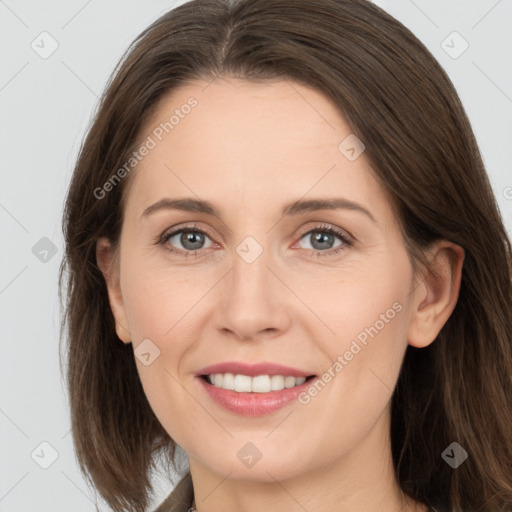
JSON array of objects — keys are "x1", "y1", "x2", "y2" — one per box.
[{"x1": 141, "y1": 197, "x2": 376, "y2": 223}]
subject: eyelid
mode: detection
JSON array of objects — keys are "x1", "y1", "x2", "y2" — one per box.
[
  {"x1": 158, "y1": 222, "x2": 354, "y2": 241},
  {"x1": 297, "y1": 223, "x2": 354, "y2": 243},
  {"x1": 157, "y1": 222, "x2": 354, "y2": 257},
  {"x1": 293, "y1": 223, "x2": 354, "y2": 258},
  {"x1": 157, "y1": 223, "x2": 215, "y2": 247}
]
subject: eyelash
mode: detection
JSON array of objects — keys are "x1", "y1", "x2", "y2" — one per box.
[{"x1": 157, "y1": 223, "x2": 353, "y2": 259}]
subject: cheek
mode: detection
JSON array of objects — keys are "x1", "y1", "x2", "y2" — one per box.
[
  {"x1": 309, "y1": 254, "x2": 412, "y2": 398},
  {"x1": 315, "y1": 263, "x2": 410, "y2": 348},
  {"x1": 118, "y1": 254, "x2": 207, "y2": 418},
  {"x1": 120, "y1": 253, "x2": 203, "y2": 342},
  {"x1": 120, "y1": 267, "x2": 196, "y2": 441},
  {"x1": 290, "y1": 276, "x2": 411, "y2": 464}
]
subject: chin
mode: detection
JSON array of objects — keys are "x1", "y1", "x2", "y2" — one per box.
[{"x1": 189, "y1": 443, "x2": 312, "y2": 483}]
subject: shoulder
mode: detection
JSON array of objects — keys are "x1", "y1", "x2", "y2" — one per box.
[{"x1": 153, "y1": 472, "x2": 194, "y2": 512}]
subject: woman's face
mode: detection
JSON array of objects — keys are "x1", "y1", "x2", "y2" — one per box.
[{"x1": 102, "y1": 78, "x2": 426, "y2": 482}]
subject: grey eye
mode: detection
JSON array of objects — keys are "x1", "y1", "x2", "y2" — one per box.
[
  {"x1": 167, "y1": 230, "x2": 213, "y2": 251},
  {"x1": 299, "y1": 230, "x2": 343, "y2": 251}
]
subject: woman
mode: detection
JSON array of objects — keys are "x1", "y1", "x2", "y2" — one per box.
[{"x1": 59, "y1": 1, "x2": 512, "y2": 511}]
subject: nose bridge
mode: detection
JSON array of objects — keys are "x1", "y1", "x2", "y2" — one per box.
[
  {"x1": 215, "y1": 233, "x2": 290, "y2": 339},
  {"x1": 230, "y1": 234, "x2": 273, "y2": 302}
]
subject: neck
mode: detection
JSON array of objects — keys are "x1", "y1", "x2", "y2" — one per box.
[{"x1": 188, "y1": 407, "x2": 428, "y2": 512}]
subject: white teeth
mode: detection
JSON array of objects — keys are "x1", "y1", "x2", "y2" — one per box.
[
  {"x1": 251, "y1": 375, "x2": 271, "y2": 393},
  {"x1": 270, "y1": 375, "x2": 284, "y2": 391},
  {"x1": 206, "y1": 373, "x2": 309, "y2": 393},
  {"x1": 222, "y1": 372, "x2": 235, "y2": 390},
  {"x1": 284, "y1": 376, "x2": 296, "y2": 388},
  {"x1": 234, "y1": 374, "x2": 252, "y2": 392}
]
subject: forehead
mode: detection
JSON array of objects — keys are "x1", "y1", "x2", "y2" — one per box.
[
  {"x1": 122, "y1": 77, "x2": 388, "y2": 219},
  {"x1": 141, "y1": 77, "x2": 351, "y2": 159}
]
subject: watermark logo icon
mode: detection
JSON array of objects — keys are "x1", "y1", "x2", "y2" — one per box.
[
  {"x1": 441, "y1": 31, "x2": 469, "y2": 59},
  {"x1": 31, "y1": 441, "x2": 59, "y2": 469},
  {"x1": 32, "y1": 237, "x2": 58, "y2": 263},
  {"x1": 338, "y1": 134, "x2": 366, "y2": 161},
  {"x1": 134, "y1": 338, "x2": 161, "y2": 366},
  {"x1": 31, "y1": 31, "x2": 59, "y2": 59},
  {"x1": 237, "y1": 442, "x2": 263, "y2": 468},
  {"x1": 441, "y1": 442, "x2": 468, "y2": 468},
  {"x1": 236, "y1": 236, "x2": 263, "y2": 264}
]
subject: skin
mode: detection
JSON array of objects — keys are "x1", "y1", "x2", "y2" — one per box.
[{"x1": 97, "y1": 77, "x2": 464, "y2": 512}]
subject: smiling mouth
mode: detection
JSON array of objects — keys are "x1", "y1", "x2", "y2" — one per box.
[{"x1": 200, "y1": 373, "x2": 317, "y2": 393}]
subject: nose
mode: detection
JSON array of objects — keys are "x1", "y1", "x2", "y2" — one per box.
[{"x1": 213, "y1": 242, "x2": 292, "y2": 342}]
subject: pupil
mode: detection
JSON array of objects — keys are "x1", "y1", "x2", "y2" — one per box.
[
  {"x1": 181, "y1": 231, "x2": 204, "y2": 250},
  {"x1": 312, "y1": 231, "x2": 333, "y2": 250}
]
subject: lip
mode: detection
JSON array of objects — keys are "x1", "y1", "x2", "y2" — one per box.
[
  {"x1": 197, "y1": 376, "x2": 316, "y2": 416},
  {"x1": 195, "y1": 361, "x2": 317, "y2": 416},
  {"x1": 196, "y1": 361, "x2": 314, "y2": 378}
]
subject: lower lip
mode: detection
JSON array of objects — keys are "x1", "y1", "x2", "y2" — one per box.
[{"x1": 198, "y1": 377, "x2": 315, "y2": 416}]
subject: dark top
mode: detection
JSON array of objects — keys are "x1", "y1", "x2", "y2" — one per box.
[
  {"x1": 154, "y1": 473, "x2": 194, "y2": 512},
  {"x1": 153, "y1": 472, "x2": 443, "y2": 512}
]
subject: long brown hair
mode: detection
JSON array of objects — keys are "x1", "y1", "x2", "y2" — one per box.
[{"x1": 59, "y1": 1, "x2": 512, "y2": 511}]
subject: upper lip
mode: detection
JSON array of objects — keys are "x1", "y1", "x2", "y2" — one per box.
[{"x1": 196, "y1": 361, "x2": 315, "y2": 378}]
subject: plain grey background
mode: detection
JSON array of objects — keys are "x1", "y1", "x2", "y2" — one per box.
[{"x1": 1, "y1": 0, "x2": 511, "y2": 510}]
